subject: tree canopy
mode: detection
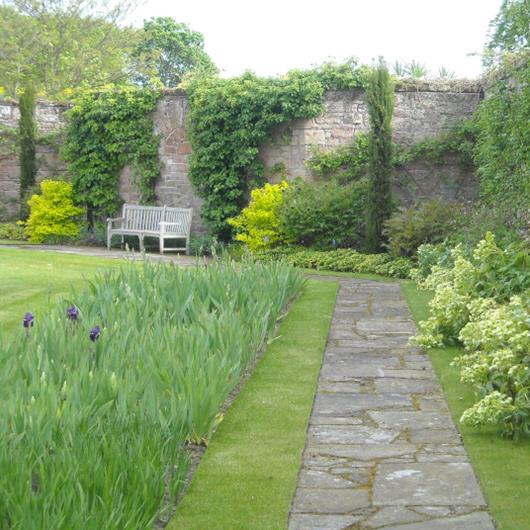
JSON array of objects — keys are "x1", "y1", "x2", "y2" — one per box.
[
  {"x1": 132, "y1": 17, "x2": 218, "y2": 88},
  {"x1": 0, "y1": 1, "x2": 216, "y2": 97}
]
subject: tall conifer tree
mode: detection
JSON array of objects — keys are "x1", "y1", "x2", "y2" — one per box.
[
  {"x1": 365, "y1": 61, "x2": 394, "y2": 252},
  {"x1": 19, "y1": 84, "x2": 37, "y2": 216}
]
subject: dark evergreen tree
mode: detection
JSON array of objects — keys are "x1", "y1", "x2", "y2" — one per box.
[
  {"x1": 19, "y1": 84, "x2": 37, "y2": 216},
  {"x1": 365, "y1": 61, "x2": 394, "y2": 252}
]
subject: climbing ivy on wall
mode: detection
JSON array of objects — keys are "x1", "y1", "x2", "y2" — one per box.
[
  {"x1": 473, "y1": 56, "x2": 529, "y2": 209},
  {"x1": 19, "y1": 85, "x2": 37, "y2": 206},
  {"x1": 186, "y1": 61, "x2": 369, "y2": 239},
  {"x1": 62, "y1": 87, "x2": 161, "y2": 222}
]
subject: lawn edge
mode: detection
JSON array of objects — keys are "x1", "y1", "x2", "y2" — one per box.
[{"x1": 168, "y1": 279, "x2": 339, "y2": 530}]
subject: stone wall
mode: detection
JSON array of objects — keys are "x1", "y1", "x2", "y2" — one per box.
[
  {"x1": 260, "y1": 88, "x2": 481, "y2": 206},
  {"x1": 0, "y1": 100, "x2": 69, "y2": 220},
  {"x1": 0, "y1": 83, "x2": 482, "y2": 229}
]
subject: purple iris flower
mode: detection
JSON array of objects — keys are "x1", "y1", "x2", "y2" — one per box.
[
  {"x1": 67, "y1": 306, "x2": 79, "y2": 321},
  {"x1": 23, "y1": 312, "x2": 34, "y2": 329},
  {"x1": 89, "y1": 326, "x2": 101, "y2": 342}
]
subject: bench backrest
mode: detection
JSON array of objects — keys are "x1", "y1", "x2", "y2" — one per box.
[{"x1": 122, "y1": 204, "x2": 192, "y2": 235}]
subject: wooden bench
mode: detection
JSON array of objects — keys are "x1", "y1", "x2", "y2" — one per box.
[{"x1": 107, "y1": 204, "x2": 193, "y2": 254}]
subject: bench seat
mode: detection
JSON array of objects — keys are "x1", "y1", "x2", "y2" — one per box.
[{"x1": 107, "y1": 204, "x2": 193, "y2": 254}]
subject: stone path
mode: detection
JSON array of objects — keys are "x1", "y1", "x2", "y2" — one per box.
[
  {"x1": 289, "y1": 279, "x2": 494, "y2": 530},
  {"x1": 0, "y1": 243, "x2": 204, "y2": 266}
]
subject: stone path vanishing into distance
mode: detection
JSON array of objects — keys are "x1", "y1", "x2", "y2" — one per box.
[{"x1": 289, "y1": 279, "x2": 495, "y2": 530}]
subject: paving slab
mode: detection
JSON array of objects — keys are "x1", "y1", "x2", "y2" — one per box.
[{"x1": 288, "y1": 278, "x2": 494, "y2": 529}]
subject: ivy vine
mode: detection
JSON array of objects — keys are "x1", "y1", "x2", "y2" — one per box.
[
  {"x1": 473, "y1": 53, "x2": 530, "y2": 209},
  {"x1": 306, "y1": 119, "x2": 477, "y2": 183},
  {"x1": 186, "y1": 61, "x2": 369, "y2": 239},
  {"x1": 62, "y1": 87, "x2": 161, "y2": 222}
]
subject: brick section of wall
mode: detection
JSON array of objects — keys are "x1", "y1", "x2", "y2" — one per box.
[{"x1": 0, "y1": 86, "x2": 482, "y2": 227}]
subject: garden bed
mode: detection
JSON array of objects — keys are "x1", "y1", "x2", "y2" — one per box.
[{"x1": 0, "y1": 254, "x2": 303, "y2": 528}]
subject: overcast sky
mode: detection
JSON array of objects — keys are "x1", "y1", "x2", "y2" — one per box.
[{"x1": 129, "y1": 0, "x2": 503, "y2": 79}]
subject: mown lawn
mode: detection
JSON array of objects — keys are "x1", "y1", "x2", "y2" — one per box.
[
  {"x1": 0, "y1": 248, "x2": 122, "y2": 337},
  {"x1": 401, "y1": 281, "x2": 530, "y2": 530},
  {"x1": 169, "y1": 279, "x2": 338, "y2": 530}
]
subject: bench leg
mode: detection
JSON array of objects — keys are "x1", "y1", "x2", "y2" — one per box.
[
  {"x1": 160, "y1": 237, "x2": 164, "y2": 255},
  {"x1": 121, "y1": 235, "x2": 124, "y2": 249},
  {"x1": 107, "y1": 232, "x2": 112, "y2": 250},
  {"x1": 139, "y1": 235, "x2": 145, "y2": 253}
]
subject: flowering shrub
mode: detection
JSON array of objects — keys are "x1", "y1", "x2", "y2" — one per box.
[
  {"x1": 24, "y1": 179, "x2": 84, "y2": 243},
  {"x1": 413, "y1": 233, "x2": 530, "y2": 436},
  {"x1": 413, "y1": 233, "x2": 530, "y2": 346},
  {"x1": 229, "y1": 181, "x2": 291, "y2": 252},
  {"x1": 453, "y1": 295, "x2": 530, "y2": 436}
]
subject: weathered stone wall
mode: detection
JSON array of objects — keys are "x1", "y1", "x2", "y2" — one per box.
[
  {"x1": 0, "y1": 100, "x2": 68, "y2": 220},
  {"x1": 0, "y1": 84, "x2": 482, "y2": 228},
  {"x1": 260, "y1": 88, "x2": 481, "y2": 205}
]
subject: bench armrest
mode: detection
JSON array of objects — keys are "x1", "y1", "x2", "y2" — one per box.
[{"x1": 107, "y1": 217, "x2": 124, "y2": 229}]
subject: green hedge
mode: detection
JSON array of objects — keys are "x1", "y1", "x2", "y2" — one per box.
[{"x1": 256, "y1": 247, "x2": 414, "y2": 279}]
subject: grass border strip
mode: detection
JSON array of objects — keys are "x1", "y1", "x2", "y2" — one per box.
[
  {"x1": 168, "y1": 279, "x2": 338, "y2": 530},
  {"x1": 401, "y1": 280, "x2": 530, "y2": 530}
]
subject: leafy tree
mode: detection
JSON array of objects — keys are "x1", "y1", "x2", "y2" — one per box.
[
  {"x1": 485, "y1": 0, "x2": 530, "y2": 65},
  {"x1": 0, "y1": 0, "x2": 136, "y2": 97},
  {"x1": 365, "y1": 61, "x2": 395, "y2": 252},
  {"x1": 19, "y1": 83, "x2": 37, "y2": 213},
  {"x1": 132, "y1": 17, "x2": 217, "y2": 87}
]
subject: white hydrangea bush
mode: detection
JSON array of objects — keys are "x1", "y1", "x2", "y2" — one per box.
[{"x1": 411, "y1": 233, "x2": 530, "y2": 436}]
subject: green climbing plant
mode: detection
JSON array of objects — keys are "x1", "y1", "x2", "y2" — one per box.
[
  {"x1": 186, "y1": 60, "x2": 369, "y2": 240},
  {"x1": 62, "y1": 87, "x2": 161, "y2": 223}
]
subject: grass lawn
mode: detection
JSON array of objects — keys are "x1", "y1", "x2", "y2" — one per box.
[
  {"x1": 169, "y1": 279, "x2": 338, "y2": 530},
  {"x1": 401, "y1": 281, "x2": 530, "y2": 530},
  {"x1": 0, "y1": 248, "x2": 121, "y2": 337}
]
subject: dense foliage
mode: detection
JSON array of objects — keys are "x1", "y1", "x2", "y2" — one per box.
[
  {"x1": 255, "y1": 247, "x2": 413, "y2": 279},
  {"x1": 0, "y1": 2, "x2": 216, "y2": 97},
  {"x1": 279, "y1": 178, "x2": 369, "y2": 249},
  {"x1": 473, "y1": 57, "x2": 530, "y2": 210},
  {"x1": 474, "y1": 0, "x2": 530, "y2": 210},
  {"x1": 229, "y1": 181, "x2": 291, "y2": 252},
  {"x1": 383, "y1": 201, "x2": 460, "y2": 257},
  {"x1": 412, "y1": 233, "x2": 530, "y2": 436},
  {"x1": 18, "y1": 84, "x2": 36, "y2": 211},
  {"x1": 484, "y1": 0, "x2": 529, "y2": 65},
  {"x1": 63, "y1": 87, "x2": 161, "y2": 222},
  {"x1": 24, "y1": 179, "x2": 84, "y2": 243},
  {"x1": 306, "y1": 133, "x2": 370, "y2": 183},
  {"x1": 365, "y1": 62, "x2": 394, "y2": 252},
  {"x1": 0, "y1": 259, "x2": 303, "y2": 528},
  {"x1": 186, "y1": 62, "x2": 369, "y2": 239},
  {"x1": 0, "y1": 222, "x2": 26, "y2": 240},
  {"x1": 0, "y1": 1, "x2": 134, "y2": 97},
  {"x1": 132, "y1": 17, "x2": 217, "y2": 87}
]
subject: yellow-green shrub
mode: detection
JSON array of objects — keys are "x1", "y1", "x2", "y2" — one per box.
[
  {"x1": 228, "y1": 181, "x2": 291, "y2": 252},
  {"x1": 24, "y1": 180, "x2": 84, "y2": 243}
]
